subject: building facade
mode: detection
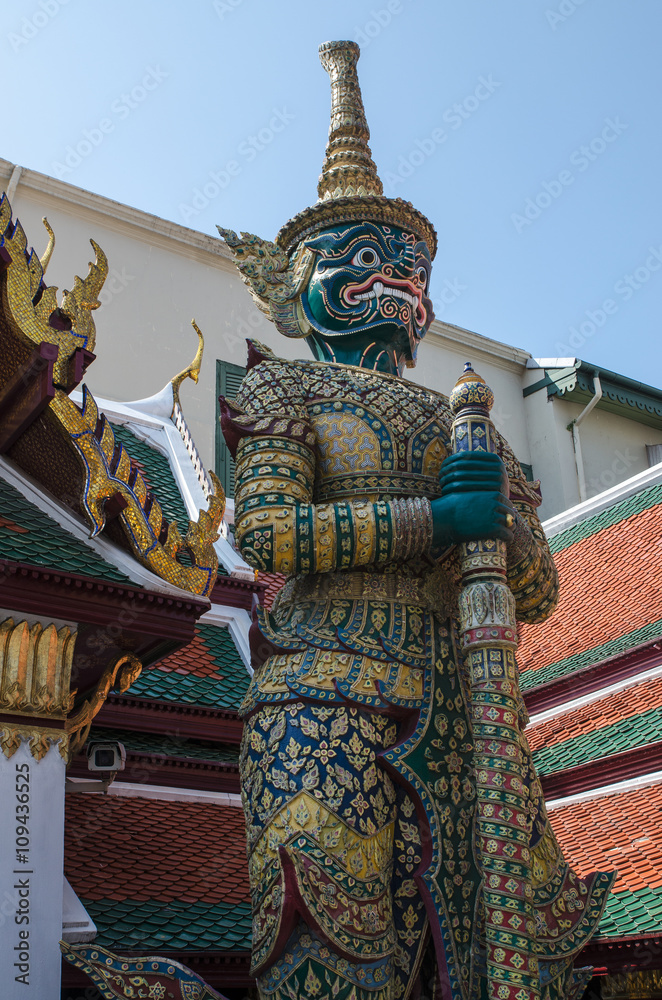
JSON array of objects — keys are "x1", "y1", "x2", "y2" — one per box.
[{"x1": 2, "y1": 157, "x2": 662, "y2": 523}]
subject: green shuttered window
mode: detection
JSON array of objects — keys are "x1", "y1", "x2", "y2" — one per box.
[{"x1": 215, "y1": 360, "x2": 246, "y2": 497}]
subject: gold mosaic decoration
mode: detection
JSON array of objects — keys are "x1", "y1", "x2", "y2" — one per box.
[
  {"x1": 0, "y1": 616, "x2": 76, "y2": 718},
  {"x1": 66, "y1": 652, "x2": 142, "y2": 757},
  {"x1": 0, "y1": 197, "x2": 223, "y2": 597}
]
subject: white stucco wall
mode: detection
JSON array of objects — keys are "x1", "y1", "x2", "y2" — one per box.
[
  {"x1": 5, "y1": 159, "x2": 660, "y2": 520},
  {"x1": 3, "y1": 161, "x2": 533, "y2": 473}
]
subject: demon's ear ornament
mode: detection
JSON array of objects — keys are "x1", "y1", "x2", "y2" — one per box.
[
  {"x1": 218, "y1": 40, "x2": 437, "y2": 340},
  {"x1": 216, "y1": 226, "x2": 314, "y2": 338}
]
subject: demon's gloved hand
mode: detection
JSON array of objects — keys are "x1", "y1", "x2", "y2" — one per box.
[{"x1": 431, "y1": 451, "x2": 515, "y2": 548}]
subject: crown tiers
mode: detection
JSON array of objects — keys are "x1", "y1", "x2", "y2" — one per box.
[{"x1": 275, "y1": 41, "x2": 437, "y2": 260}]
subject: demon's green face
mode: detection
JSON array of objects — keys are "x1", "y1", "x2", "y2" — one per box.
[{"x1": 300, "y1": 222, "x2": 434, "y2": 366}]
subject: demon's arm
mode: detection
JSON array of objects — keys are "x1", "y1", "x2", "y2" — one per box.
[{"x1": 220, "y1": 358, "x2": 433, "y2": 575}]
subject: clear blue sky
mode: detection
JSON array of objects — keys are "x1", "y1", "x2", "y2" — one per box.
[{"x1": 3, "y1": 0, "x2": 661, "y2": 386}]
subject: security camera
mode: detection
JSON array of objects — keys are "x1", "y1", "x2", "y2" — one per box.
[{"x1": 87, "y1": 741, "x2": 126, "y2": 772}]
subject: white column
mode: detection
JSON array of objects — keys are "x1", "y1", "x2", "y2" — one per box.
[{"x1": 0, "y1": 735, "x2": 66, "y2": 999}]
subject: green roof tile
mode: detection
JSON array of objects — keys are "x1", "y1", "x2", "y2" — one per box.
[
  {"x1": 112, "y1": 423, "x2": 189, "y2": 528},
  {"x1": 0, "y1": 476, "x2": 132, "y2": 584},
  {"x1": 89, "y1": 726, "x2": 239, "y2": 764},
  {"x1": 533, "y1": 707, "x2": 662, "y2": 776},
  {"x1": 111, "y1": 423, "x2": 228, "y2": 576},
  {"x1": 125, "y1": 624, "x2": 250, "y2": 711},
  {"x1": 549, "y1": 483, "x2": 662, "y2": 554},
  {"x1": 81, "y1": 898, "x2": 252, "y2": 952},
  {"x1": 598, "y1": 887, "x2": 662, "y2": 938},
  {"x1": 521, "y1": 618, "x2": 662, "y2": 691}
]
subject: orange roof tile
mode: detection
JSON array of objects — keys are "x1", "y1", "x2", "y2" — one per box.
[
  {"x1": 550, "y1": 783, "x2": 662, "y2": 894},
  {"x1": 519, "y1": 504, "x2": 662, "y2": 677},
  {"x1": 258, "y1": 571, "x2": 286, "y2": 610},
  {"x1": 156, "y1": 628, "x2": 219, "y2": 679},
  {"x1": 64, "y1": 795, "x2": 249, "y2": 904},
  {"x1": 527, "y1": 674, "x2": 662, "y2": 752}
]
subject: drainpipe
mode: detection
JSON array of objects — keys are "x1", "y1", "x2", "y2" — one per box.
[
  {"x1": 569, "y1": 373, "x2": 602, "y2": 502},
  {"x1": 5, "y1": 163, "x2": 22, "y2": 202}
]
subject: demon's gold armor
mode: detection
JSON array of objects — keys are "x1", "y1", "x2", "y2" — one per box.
[{"x1": 219, "y1": 39, "x2": 613, "y2": 1000}]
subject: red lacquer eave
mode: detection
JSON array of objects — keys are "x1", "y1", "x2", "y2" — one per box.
[
  {"x1": 0, "y1": 560, "x2": 208, "y2": 640},
  {"x1": 211, "y1": 574, "x2": 264, "y2": 610},
  {"x1": 579, "y1": 935, "x2": 662, "y2": 974},
  {"x1": 96, "y1": 695, "x2": 243, "y2": 743}
]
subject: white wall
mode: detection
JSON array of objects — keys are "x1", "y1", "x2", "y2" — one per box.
[
  {"x1": 3, "y1": 161, "x2": 534, "y2": 475},
  {"x1": 7, "y1": 160, "x2": 660, "y2": 520}
]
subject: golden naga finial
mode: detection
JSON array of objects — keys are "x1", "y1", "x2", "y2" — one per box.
[
  {"x1": 171, "y1": 319, "x2": 205, "y2": 407},
  {"x1": 40, "y1": 217, "x2": 55, "y2": 273},
  {"x1": 59, "y1": 238, "x2": 108, "y2": 354}
]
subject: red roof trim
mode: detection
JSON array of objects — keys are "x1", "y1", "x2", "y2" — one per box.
[
  {"x1": 211, "y1": 574, "x2": 264, "y2": 611},
  {"x1": 97, "y1": 695, "x2": 243, "y2": 743},
  {"x1": 523, "y1": 637, "x2": 662, "y2": 714},
  {"x1": 67, "y1": 751, "x2": 240, "y2": 793},
  {"x1": 0, "y1": 560, "x2": 208, "y2": 640},
  {"x1": 580, "y1": 935, "x2": 662, "y2": 974}
]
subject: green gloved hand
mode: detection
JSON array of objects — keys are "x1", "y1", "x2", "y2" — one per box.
[{"x1": 431, "y1": 451, "x2": 515, "y2": 548}]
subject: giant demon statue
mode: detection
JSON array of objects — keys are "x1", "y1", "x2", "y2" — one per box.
[{"x1": 219, "y1": 40, "x2": 613, "y2": 1000}]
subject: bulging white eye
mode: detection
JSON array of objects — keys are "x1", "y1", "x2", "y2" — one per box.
[
  {"x1": 351, "y1": 246, "x2": 379, "y2": 268},
  {"x1": 416, "y1": 266, "x2": 428, "y2": 288}
]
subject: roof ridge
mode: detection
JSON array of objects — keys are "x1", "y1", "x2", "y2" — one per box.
[{"x1": 549, "y1": 481, "x2": 662, "y2": 554}]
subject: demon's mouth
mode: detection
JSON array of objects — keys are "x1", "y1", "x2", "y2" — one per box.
[{"x1": 343, "y1": 274, "x2": 427, "y2": 328}]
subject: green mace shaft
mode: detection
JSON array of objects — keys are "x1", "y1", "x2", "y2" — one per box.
[{"x1": 449, "y1": 363, "x2": 539, "y2": 1000}]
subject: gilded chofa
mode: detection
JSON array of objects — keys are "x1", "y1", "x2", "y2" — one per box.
[{"x1": 0, "y1": 197, "x2": 223, "y2": 597}]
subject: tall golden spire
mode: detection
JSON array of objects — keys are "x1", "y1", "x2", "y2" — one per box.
[
  {"x1": 276, "y1": 40, "x2": 437, "y2": 259},
  {"x1": 317, "y1": 41, "x2": 383, "y2": 201}
]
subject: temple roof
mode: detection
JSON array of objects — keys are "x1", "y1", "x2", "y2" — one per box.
[
  {"x1": 519, "y1": 476, "x2": 662, "y2": 691},
  {"x1": 529, "y1": 674, "x2": 662, "y2": 778},
  {"x1": 551, "y1": 780, "x2": 662, "y2": 939},
  {"x1": 123, "y1": 620, "x2": 251, "y2": 711},
  {"x1": 517, "y1": 465, "x2": 662, "y2": 959},
  {"x1": 0, "y1": 473, "x2": 131, "y2": 584},
  {"x1": 64, "y1": 793, "x2": 251, "y2": 953},
  {"x1": 113, "y1": 422, "x2": 190, "y2": 530}
]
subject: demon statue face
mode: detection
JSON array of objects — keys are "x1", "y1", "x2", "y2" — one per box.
[
  {"x1": 217, "y1": 38, "x2": 437, "y2": 376},
  {"x1": 301, "y1": 222, "x2": 434, "y2": 373},
  {"x1": 218, "y1": 220, "x2": 435, "y2": 376}
]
